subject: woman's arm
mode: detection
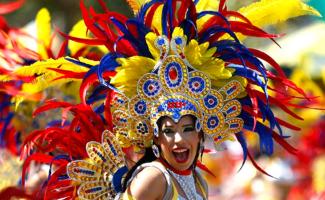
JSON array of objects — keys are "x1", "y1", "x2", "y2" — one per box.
[{"x1": 127, "y1": 167, "x2": 167, "y2": 200}]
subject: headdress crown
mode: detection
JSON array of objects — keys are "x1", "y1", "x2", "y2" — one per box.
[{"x1": 111, "y1": 33, "x2": 244, "y2": 150}]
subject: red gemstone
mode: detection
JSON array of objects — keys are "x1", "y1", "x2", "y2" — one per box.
[
  {"x1": 148, "y1": 85, "x2": 153, "y2": 91},
  {"x1": 169, "y1": 67, "x2": 177, "y2": 81},
  {"x1": 194, "y1": 82, "x2": 199, "y2": 88}
]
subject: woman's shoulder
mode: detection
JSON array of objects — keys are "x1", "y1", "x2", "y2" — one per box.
[{"x1": 127, "y1": 161, "x2": 168, "y2": 200}]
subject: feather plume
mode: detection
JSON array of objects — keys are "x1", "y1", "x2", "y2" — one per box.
[
  {"x1": 36, "y1": 8, "x2": 52, "y2": 59},
  {"x1": 8, "y1": 57, "x2": 90, "y2": 106},
  {"x1": 126, "y1": 0, "x2": 150, "y2": 15},
  {"x1": 110, "y1": 56, "x2": 155, "y2": 97},
  {"x1": 238, "y1": 0, "x2": 321, "y2": 29},
  {"x1": 0, "y1": 0, "x2": 25, "y2": 15}
]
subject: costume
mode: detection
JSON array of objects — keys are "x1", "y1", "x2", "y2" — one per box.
[{"x1": 0, "y1": 0, "x2": 321, "y2": 199}]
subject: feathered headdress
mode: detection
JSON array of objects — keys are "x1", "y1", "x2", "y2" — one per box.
[{"x1": 0, "y1": 0, "x2": 320, "y2": 199}]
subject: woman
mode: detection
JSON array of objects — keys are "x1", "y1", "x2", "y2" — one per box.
[
  {"x1": 0, "y1": 0, "x2": 319, "y2": 200},
  {"x1": 124, "y1": 115, "x2": 208, "y2": 200}
]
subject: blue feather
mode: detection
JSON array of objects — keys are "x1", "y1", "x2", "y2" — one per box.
[
  {"x1": 94, "y1": 103, "x2": 105, "y2": 114},
  {"x1": 235, "y1": 132, "x2": 248, "y2": 171},
  {"x1": 0, "y1": 112, "x2": 14, "y2": 146},
  {"x1": 199, "y1": 26, "x2": 240, "y2": 44},
  {"x1": 111, "y1": 18, "x2": 152, "y2": 57},
  {"x1": 162, "y1": 1, "x2": 169, "y2": 36},
  {"x1": 241, "y1": 111, "x2": 274, "y2": 155},
  {"x1": 197, "y1": 11, "x2": 230, "y2": 26},
  {"x1": 126, "y1": 20, "x2": 152, "y2": 57},
  {"x1": 137, "y1": 0, "x2": 163, "y2": 22},
  {"x1": 228, "y1": 64, "x2": 268, "y2": 100},
  {"x1": 167, "y1": 0, "x2": 174, "y2": 36},
  {"x1": 87, "y1": 94, "x2": 106, "y2": 105},
  {"x1": 179, "y1": 19, "x2": 198, "y2": 41},
  {"x1": 65, "y1": 57, "x2": 93, "y2": 68},
  {"x1": 97, "y1": 53, "x2": 122, "y2": 92},
  {"x1": 47, "y1": 155, "x2": 71, "y2": 182},
  {"x1": 257, "y1": 99, "x2": 283, "y2": 136},
  {"x1": 110, "y1": 17, "x2": 140, "y2": 53}
]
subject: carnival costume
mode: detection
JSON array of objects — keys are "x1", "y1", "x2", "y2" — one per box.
[{"x1": 0, "y1": 0, "x2": 321, "y2": 199}]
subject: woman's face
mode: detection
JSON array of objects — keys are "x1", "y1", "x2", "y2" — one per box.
[{"x1": 157, "y1": 115, "x2": 200, "y2": 171}]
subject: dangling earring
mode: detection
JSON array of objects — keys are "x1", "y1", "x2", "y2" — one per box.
[
  {"x1": 152, "y1": 144, "x2": 160, "y2": 158},
  {"x1": 199, "y1": 140, "x2": 204, "y2": 160},
  {"x1": 199, "y1": 141, "x2": 204, "y2": 153}
]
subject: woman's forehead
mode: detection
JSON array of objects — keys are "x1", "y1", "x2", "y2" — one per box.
[{"x1": 161, "y1": 115, "x2": 194, "y2": 126}]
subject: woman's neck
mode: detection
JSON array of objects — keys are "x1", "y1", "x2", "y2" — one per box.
[{"x1": 158, "y1": 157, "x2": 192, "y2": 175}]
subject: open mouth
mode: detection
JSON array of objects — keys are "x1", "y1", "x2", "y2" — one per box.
[{"x1": 172, "y1": 148, "x2": 189, "y2": 163}]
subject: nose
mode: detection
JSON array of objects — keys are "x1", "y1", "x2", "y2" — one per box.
[{"x1": 174, "y1": 131, "x2": 183, "y2": 143}]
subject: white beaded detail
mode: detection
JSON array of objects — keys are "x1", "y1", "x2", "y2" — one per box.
[{"x1": 167, "y1": 169, "x2": 203, "y2": 200}]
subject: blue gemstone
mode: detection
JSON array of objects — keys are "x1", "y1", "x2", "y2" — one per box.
[
  {"x1": 175, "y1": 37, "x2": 182, "y2": 45},
  {"x1": 227, "y1": 86, "x2": 235, "y2": 95},
  {"x1": 157, "y1": 39, "x2": 165, "y2": 45},
  {"x1": 109, "y1": 144, "x2": 118, "y2": 156},
  {"x1": 230, "y1": 123, "x2": 239, "y2": 128}
]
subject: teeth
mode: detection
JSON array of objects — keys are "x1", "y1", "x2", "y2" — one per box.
[{"x1": 173, "y1": 149, "x2": 187, "y2": 153}]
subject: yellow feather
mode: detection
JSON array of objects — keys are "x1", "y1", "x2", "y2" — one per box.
[
  {"x1": 145, "y1": 32, "x2": 159, "y2": 60},
  {"x1": 196, "y1": 0, "x2": 219, "y2": 12},
  {"x1": 78, "y1": 57, "x2": 100, "y2": 66},
  {"x1": 36, "y1": 8, "x2": 52, "y2": 59},
  {"x1": 217, "y1": 0, "x2": 321, "y2": 42},
  {"x1": 68, "y1": 20, "x2": 108, "y2": 56},
  {"x1": 151, "y1": 4, "x2": 164, "y2": 35},
  {"x1": 10, "y1": 57, "x2": 90, "y2": 106},
  {"x1": 196, "y1": 0, "x2": 219, "y2": 31},
  {"x1": 110, "y1": 56, "x2": 156, "y2": 97},
  {"x1": 172, "y1": 27, "x2": 187, "y2": 41},
  {"x1": 238, "y1": 0, "x2": 321, "y2": 28},
  {"x1": 126, "y1": 0, "x2": 150, "y2": 14},
  {"x1": 68, "y1": 20, "x2": 89, "y2": 56},
  {"x1": 185, "y1": 39, "x2": 233, "y2": 80}
]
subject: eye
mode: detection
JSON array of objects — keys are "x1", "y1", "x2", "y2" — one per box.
[
  {"x1": 184, "y1": 127, "x2": 194, "y2": 132},
  {"x1": 162, "y1": 128, "x2": 174, "y2": 134}
]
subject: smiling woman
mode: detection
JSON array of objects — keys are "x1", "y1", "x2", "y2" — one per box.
[
  {"x1": 0, "y1": 0, "x2": 320, "y2": 199},
  {"x1": 123, "y1": 115, "x2": 207, "y2": 200}
]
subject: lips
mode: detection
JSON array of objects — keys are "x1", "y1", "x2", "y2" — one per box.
[{"x1": 172, "y1": 148, "x2": 189, "y2": 163}]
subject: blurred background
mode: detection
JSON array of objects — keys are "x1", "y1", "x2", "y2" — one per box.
[{"x1": 0, "y1": 0, "x2": 324, "y2": 199}]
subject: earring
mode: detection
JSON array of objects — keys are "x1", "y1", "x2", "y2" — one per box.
[
  {"x1": 153, "y1": 123, "x2": 159, "y2": 138},
  {"x1": 199, "y1": 140, "x2": 204, "y2": 160},
  {"x1": 152, "y1": 144, "x2": 160, "y2": 158}
]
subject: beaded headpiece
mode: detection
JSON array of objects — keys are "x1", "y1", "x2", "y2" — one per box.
[
  {"x1": 111, "y1": 33, "x2": 244, "y2": 150},
  {"x1": 1, "y1": 0, "x2": 319, "y2": 200}
]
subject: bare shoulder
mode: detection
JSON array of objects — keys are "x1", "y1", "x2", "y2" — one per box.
[{"x1": 128, "y1": 164, "x2": 167, "y2": 200}]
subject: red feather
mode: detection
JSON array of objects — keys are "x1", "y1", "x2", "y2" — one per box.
[
  {"x1": 33, "y1": 100, "x2": 72, "y2": 117},
  {"x1": 247, "y1": 150, "x2": 275, "y2": 178},
  {"x1": 0, "y1": 0, "x2": 25, "y2": 15},
  {"x1": 0, "y1": 186, "x2": 33, "y2": 200},
  {"x1": 196, "y1": 160, "x2": 216, "y2": 178},
  {"x1": 249, "y1": 48, "x2": 286, "y2": 77}
]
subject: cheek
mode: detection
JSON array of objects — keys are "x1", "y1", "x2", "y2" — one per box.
[
  {"x1": 189, "y1": 133, "x2": 200, "y2": 148},
  {"x1": 159, "y1": 136, "x2": 173, "y2": 152}
]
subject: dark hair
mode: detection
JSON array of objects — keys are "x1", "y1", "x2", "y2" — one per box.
[
  {"x1": 122, "y1": 147, "x2": 156, "y2": 192},
  {"x1": 121, "y1": 115, "x2": 204, "y2": 192}
]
